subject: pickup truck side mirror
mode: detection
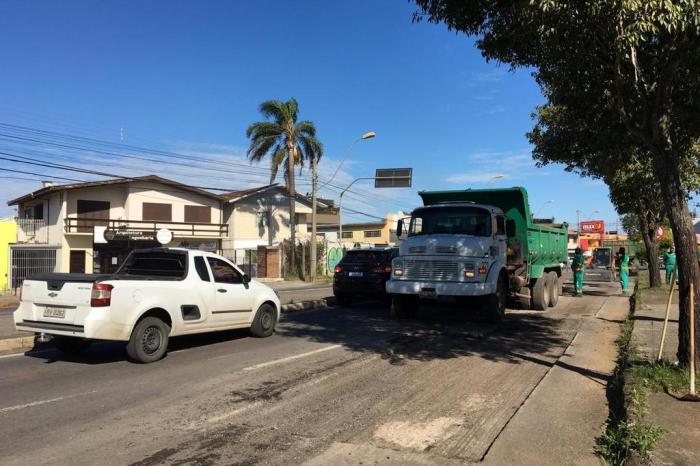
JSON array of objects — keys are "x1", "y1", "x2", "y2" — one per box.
[{"x1": 506, "y1": 219, "x2": 516, "y2": 238}]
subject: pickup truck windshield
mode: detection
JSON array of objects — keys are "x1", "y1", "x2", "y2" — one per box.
[
  {"x1": 409, "y1": 207, "x2": 491, "y2": 237},
  {"x1": 115, "y1": 251, "x2": 188, "y2": 278}
]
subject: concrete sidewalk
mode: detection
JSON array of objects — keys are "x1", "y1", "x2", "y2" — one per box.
[
  {"x1": 630, "y1": 287, "x2": 700, "y2": 465},
  {"x1": 483, "y1": 294, "x2": 628, "y2": 465}
]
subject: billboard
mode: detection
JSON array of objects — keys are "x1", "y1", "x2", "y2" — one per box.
[{"x1": 580, "y1": 220, "x2": 605, "y2": 234}]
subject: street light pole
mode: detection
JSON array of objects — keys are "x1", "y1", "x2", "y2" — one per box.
[
  {"x1": 320, "y1": 131, "x2": 376, "y2": 190},
  {"x1": 486, "y1": 174, "x2": 505, "y2": 187},
  {"x1": 338, "y1": 177, "x2": 376, "y2": 246}
]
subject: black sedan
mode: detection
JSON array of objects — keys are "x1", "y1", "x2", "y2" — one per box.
[{"x1": 333, "y1": 248, "x2": 398, "y2": 305}]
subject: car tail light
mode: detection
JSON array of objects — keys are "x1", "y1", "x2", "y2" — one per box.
[
  {"x1": 370, "y1": 265, "x2": 393, "y2": 273},
  {"x1": 334, "y1": 265, "x2": 343, "y2": 273},
  {"x1": 91, "y1": 283, "x2": 113, "y2": 307}
]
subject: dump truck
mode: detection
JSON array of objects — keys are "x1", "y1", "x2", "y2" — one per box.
[{"x1": 386, "y1": 187, "x2": 568, "y2": 321}]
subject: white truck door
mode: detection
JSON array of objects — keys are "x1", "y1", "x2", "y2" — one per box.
[
  {"x1": 495, "y1": 215, "x2": 508, "y2": 259},
  {"x1": 206, "y1": 256, "x2": 255, "y2": 324}
]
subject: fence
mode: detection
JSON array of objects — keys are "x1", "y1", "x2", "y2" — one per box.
[
  {"x1": 221, "y1": 248, "x2": 258, "y2": 278},
  {"x1": 15, "y1": 218, "x2": 48, "y2": 243},
  {"x1": 9, "y1": 245, "x2": 59, "y2": 289}
]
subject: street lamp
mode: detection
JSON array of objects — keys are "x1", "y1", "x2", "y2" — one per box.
[
  {"x1": 533, "y1": 199, "x2": 555, "y2": 217},
  {"x1": 320, "y1": 131, "x2": 376, "y2": 190},
  {"x1": 486, "y1": 174, "x2": 505, "y2": 187},
  {"x1": 337, "y1": 177, "x2": 376, "y2": 245}
]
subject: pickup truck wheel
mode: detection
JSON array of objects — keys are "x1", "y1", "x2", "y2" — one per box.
[
  {"x1": 484, "y1": 274, "x2": 508, "y2": 322},
  {"x1": 532, "y1": 276, "x2": 549, "y2": 311},
  {"x1": 547, "y1": 272, "x2": 560, "y2": 307},
  {"x1": 250, "y1": 303, "x2": 277, "y2": 338},
  {"x1": 53, "y1": 336, "x2": 91, "y2": 355},
  {"x1": 126, "y1": 317, "x2": 170, "y2": 364}
]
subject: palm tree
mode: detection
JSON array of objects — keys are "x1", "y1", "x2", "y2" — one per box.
[{"x1": 246, "y1": 98, "x2": 322, "y2": 274}]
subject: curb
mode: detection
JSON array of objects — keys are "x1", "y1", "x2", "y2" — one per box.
[
  {"x1": 281, "y1": 297, "x2": 335, "y2": 313},
  {"x1": 0, "y1": 334, "x2": 36, "y2": 356},
  {"x1": 0, "y1": 298, "x2": 336, "y2": 356}
]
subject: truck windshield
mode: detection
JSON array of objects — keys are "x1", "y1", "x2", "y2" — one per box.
[
  {"x1": 115, "y1": 251, "x2": 188, "y2": 278},
  {"x1": 409, "y1": 207, "x2": 491, "y2": 237}
]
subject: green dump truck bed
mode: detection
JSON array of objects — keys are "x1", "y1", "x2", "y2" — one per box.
[{"x1": 419, "y1": 187, "x2": 568, "y2": 280}]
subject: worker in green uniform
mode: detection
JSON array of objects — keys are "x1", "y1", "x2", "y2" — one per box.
[
  {"x1": 617, "y1": 247, "x2": 630, "y2": 295},
  {"x1": 663, "y1": 247, "x2": 676, "y2": 285},
  {"x1": 571, "y1": 247, "x2": 584, "y2": 297}
]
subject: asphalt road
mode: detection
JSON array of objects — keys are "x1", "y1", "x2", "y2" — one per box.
[{"x1": 0, "y1": 283, "x2": 619, "y2": 465}]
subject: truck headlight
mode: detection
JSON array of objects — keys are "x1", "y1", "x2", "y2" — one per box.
[
  {"x1": 393, "y1": 259, "x2": 403, "y2": 277},
  {"x1": 464, "y1": 262, "x2": 475, "y2": 278}
]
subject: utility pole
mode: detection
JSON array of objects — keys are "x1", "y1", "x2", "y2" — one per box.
[{"x1": 310, "y1": 156, "x2": 318, "y2": 282}]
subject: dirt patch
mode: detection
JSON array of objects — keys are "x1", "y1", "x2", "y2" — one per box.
[{"x1": 374, "y1": 417, "x2": 461, "y2": 451}]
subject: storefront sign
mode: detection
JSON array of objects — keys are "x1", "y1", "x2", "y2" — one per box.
[
  {"x1": 580, "y1": 220, "x2": 605, "y2": 234},
  {"x1": 156, "y1": 228, "x2": 173, "y2": 245}
]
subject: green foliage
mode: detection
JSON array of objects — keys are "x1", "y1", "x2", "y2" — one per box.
[
  {"x1": 631, "y1": 360, "x2": 700, "y2": 394},
  {"x1": 597, "y1": 415, "x2": 666, "y2": 465}
]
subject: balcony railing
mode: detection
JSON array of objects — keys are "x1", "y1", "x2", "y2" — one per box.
[
  {"x1": 64, "y1": 217, "x2": 228, "y2": 239},
  {"x1": 16, "y1": 218, "x2": 49, "y2": 243}
]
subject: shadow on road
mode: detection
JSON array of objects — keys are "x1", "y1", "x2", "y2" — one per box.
[
  {"x1": 279, "y1": 302, "x2": 570, "y2": 366},
  {"x1": 24, "y1": 328, "x2": 252, "y2": 365}
]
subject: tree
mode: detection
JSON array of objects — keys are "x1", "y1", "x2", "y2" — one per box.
[
  {"x1": 246, "y1": 98, "x2": 322, "y2": 274},
  {"x1": 606, "y1": 160, "x2": 666, "y2": 288},
  {"x1": 413, "y1": 0, "x2": 700, "y2": 365}
]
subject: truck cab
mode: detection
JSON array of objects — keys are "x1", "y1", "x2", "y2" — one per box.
[
  {"x1": 387, "y1": 187, "x2": 567, "y2": 321},
  {"x1": 389, "y1": 202, "x2": 508, "y2": 298}
]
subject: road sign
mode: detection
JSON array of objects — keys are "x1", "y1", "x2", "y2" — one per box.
[{"x1": 375, "y1": 168, "x2": 412, "y2": 188}]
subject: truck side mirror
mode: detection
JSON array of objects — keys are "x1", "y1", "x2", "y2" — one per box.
[
  {"x1": 506, "y1": 219, "x2": 516, "y2": 238},
  {"x1": 397, "y1": 219, "x2": 404, "y2": 236}
]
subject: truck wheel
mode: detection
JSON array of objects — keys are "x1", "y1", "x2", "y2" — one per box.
[
  {"x1": 53, "y1": 336, "x2": 91, "y2": 355},
  {"x1": 250, "y1": 303, "x2": 277, "y2": 338},
  {"x1": 547, "y1": 272, "x2": 560, "y2": 307},
  {"x1": 391, "y1": 295, "x2": 418, "y2": 319},
  {"x1": 531, "y1": 276, "x2": 549, "y2": 311},
  {"x1": 126, "y1": 316, "x2": 170, "y2": 364},
  {"x1": 484, "y1": 273, "x2": 508, "y2": 322}
]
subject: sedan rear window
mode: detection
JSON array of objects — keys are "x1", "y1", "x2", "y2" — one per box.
[{"x1": 342, "y1": 250, "x2": 392, "y2": 264}]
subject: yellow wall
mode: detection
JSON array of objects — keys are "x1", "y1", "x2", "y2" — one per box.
[{"x1": 0, "y1": 219, "x2": 17, "y2": 290}]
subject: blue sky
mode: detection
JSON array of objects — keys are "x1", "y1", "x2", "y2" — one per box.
[{"x1": 0, "y1": 0, "x2": 621, "y2": 229}]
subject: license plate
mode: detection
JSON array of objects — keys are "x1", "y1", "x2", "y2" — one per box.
[
  {"x1": 419, "y1": 289, "x2": 437, "y2": 299},
  {"x1": 348, "y1": 272, "x2": 363, "y2": 277},
  {"x1": 43, "y1": 307, "x2": 66, "y2": 319}
]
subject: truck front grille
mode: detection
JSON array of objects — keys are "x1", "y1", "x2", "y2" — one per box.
[{"x1": 403, "y1": 260, "x2": 460, "y2": 281}]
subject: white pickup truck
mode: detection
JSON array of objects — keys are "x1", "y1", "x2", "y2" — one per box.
[{"x1": 14, "y1": 248, "x2": 281, "y2": 363}]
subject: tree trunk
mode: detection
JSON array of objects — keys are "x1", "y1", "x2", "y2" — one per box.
[
  {"x1": 637, "y1": 210, "x2": 661, "y2": 288},
  {"x1": 309, "y1": 157, "x2": 318, "y2": 282},
  {"x1": 650, "y1": 151, "x2": 700, "y2": 366},
  {"x1": 287, "y1": 144, "x2": 296, "y2": 276}
]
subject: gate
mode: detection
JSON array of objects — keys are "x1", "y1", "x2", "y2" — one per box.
[
  {"x1": 9, "y1": 245, "x2": 59, "y2": 290},
  {"x1": 221, "y1": 248, "x2": 257, "y2": 278}
]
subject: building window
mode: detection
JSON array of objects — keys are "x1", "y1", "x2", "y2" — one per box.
[
  {"x1": 341, "y1": 231, "x2": 353, "y2": 239},
  {"x1": 142, "y1": 202, "x2": 172, "y2": 222},
  {"x1": 364, "y1": 230, "x2": 381, "y2": 238},
  {"x1": 185, "y1": 205, "x2": 211, "y2": 223}
]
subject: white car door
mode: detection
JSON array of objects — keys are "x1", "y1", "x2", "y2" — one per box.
[{"x1": 206, "y1": 256, "x2": 255, "y2": 325}]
